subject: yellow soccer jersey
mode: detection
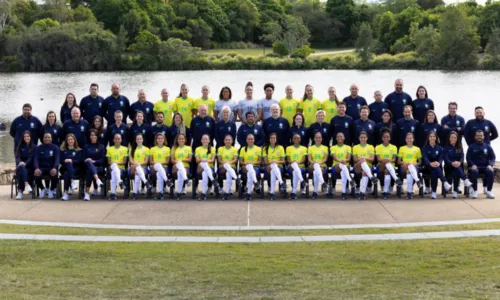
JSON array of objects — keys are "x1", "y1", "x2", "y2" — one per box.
[
  {"x1": 353, "y1": 144, "x2": 375, "y2": 166},
  {"x1": 217, "y1": 146, "x2": 239, "y2": 167},
  {"x1": 322, "y1": 99, "x2": 339, "y2": 121},
  {"x1": 279, "y1": 97, "x2": 300, "y2": 124},
  {"x1": 239, "y1": 146, "x2": 262, "y2": 166},
  {"x1": 263, "y1": 145, "x2": 285, "y2": 163},
  {"x1": 150, "y1": 146, "x2": 171, "y2": 165},
  {"x1": 285, "y1": 145, "x2": 308, "y2": 168},
  {"x1": 154, "y1": 99, "x2": 175, "y2": 126},
  {"x1": 131, "y1": 146, "x2": 150, "y2": 165},
  {"x1": 173, "y1": 145, "x2": 192, "y2": 168},
  {"x1": 398, "y1": 145, "x2": 422, "y2": 164},
  {"x1": 193, "y1": 98, "x2": 215, "y2": 116},
  {"x1": 375, "y1": 144, "x2": 398, "y2": 162},
  {"x1": 330, "y1": 144, "x2": 352, "y2": 166},
  {"x1": 173, "y1": 97, "x2": 195, "y2": 126},
  {"x1": 308, "y1": 144, "x2": 329, "y2": 167},
  {"x1": 195, "y1": 146, "x2": 216, "y2": 167},
  {"x1": 299, "y1": 98, "x2": 321, "y2": 126},
  {"x1": 106, "y1": 146, "x2": 128, "y2": 169}
]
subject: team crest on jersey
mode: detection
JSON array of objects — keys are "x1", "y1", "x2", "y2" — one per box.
[
  {"x1": 485, "y1": 126, "x2": 489, "y2": 132},
  {"x1": 484, "y1": 148, "x2": 488, "y2": 154},
  {"x1": 120, "y1": 130, "x2": 124, "y2": 134},
  {"x1": 403, "y1": 99, "x2": 407, "y2": 104},
  {"x1": 433, "y1": 128, "x2": 437, "y2": 132},
  {"x1": 120, "y1": 101, "x2": 124, "y2": 106},
  {"x1": 425, "y1": 104, "x2": 428, "y2": 108},
  {"x1": 368, "y1": 124, "x2": 372, "y2": 129},
  {"x1": 279, "y1": 123, "x2": 283, "y2": 129},
  {"x1": 72, "y1": 152, "x2": 76, "y2": 156},
  {"x1": 206, "y1": 121, "x2": 210, "y2": 127},
  {"x1": 323, "y1": 128, "x2": 327, "y2": 133},
  {"x1": 30, "y1": 122, "x2": 34, "y2": 128},
  {"x1": 254, "y1": 129, "x2": 258, "y2": 134},
  {"x1": 456, "y1": 120, "x2": 460, "y2": 125},
  {"x1": 411, "y1": 126, "x2": 415, "y2": 132},
  {"x1": 99, "y1": 103, "x2": 102, "y2": 107},
  {"x1": 435, "y1": 150, "x2": 439, "y2": 155},
  {"x1": 345, "y1": 122, "x2": 349, "y2": 128},
  {"x1": 54, "y1": 129, "x2": 57, "y2": 134},
  {"x1": 146, "y1": 108, "x2": 150, "y2": 112},
  {"x1": 49, "y1": 150, "x2": 53, "y2": 156},
  {"x1": 80, "y1": 126, "x2": 84, "y2": 132},
  {"x1": 227, "y1": 126, "x2": 231, "y2": 131},
  {"x1": 162, "y1": 131, "x2": 165, "y2": 135},
  {"x1": 357, "y1": 104, "x2": 360, "y2": 109},
  {"x1": 142, "y1": 130, "x2": 146, "y2": 134},
  {"x1": 301, "y1": 130, "x2": 305, "y2": 135}
]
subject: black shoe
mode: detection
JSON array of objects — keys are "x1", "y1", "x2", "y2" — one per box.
[
  {"x1": 245, "y1": 193, "x2": 252, "y2": 201},
  {"x1": 176, "y1": 193, "x2": 182, "y2": 201},
  {"x1": 199, "y1": 193, "x2": 207, "y2": 201},
  {"x1": 123, "y1": 189, "x2": 129, "y2": 199},
  {"x1": 280, "y1": 184, "x2": 287, "y2": 194},
  {"x1": 212, "y1": 180, "x2": 219, "y2": 189},
  {"x1": 166, "y1": 179, "x2": 173, "y2": 188},
  {"x1": 358, "y1": 193, "x2": 366, "y2": 200},
  {"x1": 458, "y1": 189, "x2": 463, "y2": 194},
  {"x1": 109, "y1": 193, "x2": 117, "y2": 200},
  {"x1": 371, "y1": 177, "x2": 378, "y2": 185},
  {"x1": 341, "y1": 193, "x2": 347, "y2": 200},
  {"x1": 322, "y1": 183, "x2": 328, "y2": 193},
  {"x1": 416, "y1": 181, "x2": 423, "y2": 189},
  {"x1": 269, "y1": 193, "x2": 275, "y2": 201},
  {"x1": 146, "y1": 181, "x2": 152, "y2": 190},
  {"x1": 254, "y1": 182, "x2": 261, "y2": 193},
  {"x1": 406, "y1": 192, "x2": 413, "y2": 200},
  {"x1": 290, "y1": 193, "x2": 297, "y2": 200},
  {"x1": 312, "y1": 192, "x2": 318, "y2": 199},
  {"x1": 223, "y1": 193, "x2": 229, "y2": 201},
  {"x1": 132, "y1": 193, "x2": 138, "y2": 200},
  {"x1": 119, "y1": 181, "x2": 125, "y2": 190},
  {"x1": 155, "y1": 193, "x2": 164, "y2": 200},
  {"x1": 383, "y1": 193, "x2": 389, "y2": 200},
  {"x1": 396, "y1": 179, "x2": 403, "y2": 186}
]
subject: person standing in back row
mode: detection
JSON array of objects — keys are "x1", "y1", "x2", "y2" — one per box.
[
  {"x1": 130, "y1": 89, "x2": 154, "y2": 125},
  {"x1": 368, "y1": 90, "x2": 389, "y2": 124},
  {"x1": 60, "y1": 93, "x2": 79, "y2": 124},
  {"x1": 214, "y1": 87, "x2": 238, "y2": 122},
  {"x1": 153, "y1": 88, "x2": 175, "y2": 126},
  {"x1": 238, "y1": 82, "x2": 262, "y2": 124},
  {"x1": 441, "y1": 102, "x2": 465, "y2": 145},
  {"x1": 464, "y1": 106, "x2": 498, "y2": 146},
  {"x1": 343, "y1": 84, "x2": 367, "y2": 121},
  {"x1": 80, "y1": 83, "x2": 104, "y2": 124},
  {"x1": 10, "y1": 103, "x2": 43, "y2": 152},
  {"x1": 279, "y1": 85, "x2": 300, "y2": 125},
  {"x1": 103, "y1": 83, "x2": 130, "y2": 125},
  {"x1": 260, "y1": 83, "x2": 279, "y2": 121},
  {"x1": 193, "y1": 85, "x2": 215, "y2": 117},
  {"x1": 384, "y1": 79, "x2": 412, "y2": 121},
  {"x1": 411, "y1": 85, "x2": 434, "y2": 124},
  {"x1": 174, "y1": 84, "x2": 195, "y2": 127}
]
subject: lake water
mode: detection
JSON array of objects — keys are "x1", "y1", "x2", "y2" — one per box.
[{"x1": 0, "y1": 70, "x2": 499, "y2": 163}]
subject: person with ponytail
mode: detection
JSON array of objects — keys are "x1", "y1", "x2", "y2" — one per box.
[
  {"x1": 298, "y1": 84, "x2": 321, "y2": 126},
  {"x1": 171, "y1": 133, "x2": 192, "y2": 200},
  {"x1": 173, "y1": 83, "x2": 195, "y2": 127},
  {"x1": 217, "y1": 135, "x2": 239, "y2": 200},
  {"x1": 83, "y1": 129, "x2": 105, "y2": 201},
  {"x1": 60, "y1": 133, "x2": 83, "y2": 201},
  {"x1": 263, "y1": 133, "x2": 285, "y2": 201},
  {"x1": 352, "y1": 131, "x2": 377, "y2": 200},
  {"x1": 330, "y1": 132, "x2": 354, "y2": 200},
  {"x1": 374, "y1": 110, "x2": 397, "y2": 146},
  {"x1": 286, "y1": 133, "x2": 308, "y2": 199},
  {"x1": 195, "y1": 134, "x2": 218, "y2": 201},
  {"x1": 307, "y1": 131, "x2": 328, "y2": 199},
  {"x1": 239, "y1": 134, "x2": 262, "y2": 201},
  {"x1": 397, "y1": 132, "x2": 423, "y2": 199},
  {"x1": 422, "y1": 131, "x2": 452, "y2": 199},
  {"x1": 444, "y1": 131, "x2": 472, "y2": 199},
  {"x1": 129, "y1": 133, "x2": 152, "y2": 200},
  {"x1": 150, "y1": 133, "x2": 171, "y2": 200},
  {"x1": 375, "y1": 129, "x2": 402, "y2": 199}
]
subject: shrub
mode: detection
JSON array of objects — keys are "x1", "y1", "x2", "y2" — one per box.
[
  {"x1": 291, "y1": 45, "x2": 314, "y2": 59},
  {"x1": 272, "y1": 41, "x2": 289, "y2": 57}
]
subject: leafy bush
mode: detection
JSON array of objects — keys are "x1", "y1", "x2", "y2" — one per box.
[
  {"x1": 272, "y1": 41, "x2": 289, "y2": 57},
  {"x1": 291, "y1": 45, "x2": 314, "y2": 58}
]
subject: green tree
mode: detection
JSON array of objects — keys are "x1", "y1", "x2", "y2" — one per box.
[
  {"x1": 187, "y1": 18, "x2": 213, "y2": 48},
  {"x1": 294, "y1": 0, "x2": 340, "y2": 46},
  {"x1": 262, "y1": 16, "x2": 310, "y2": 56},
  {"x1": 411, "y1": 25, "x2": 440, "y2": 66},
  {"x1": 326, "y1": 0, "x2": 357, "y2": 43},
  {"x1": 272, "y1": 41, "x2": 288, "y2": 57},
  {"x1": 438, "y1": 5, "x2": 479, "y2": 69},
  {"x1": 158, "y1": 37, "x2": 200, "y2": 69},
  {"x1": 374, "y1": 11, "x2": 396, "y2": 52},
  {"x1": 73, "y1": 5, "x2": 96, "y2": 23},
  {"x1": 478, "y1": 2, "x2": 500, "y2": 48},
  {"x1": 384, "y1": 0, "x2": 418, "y2": 13},
  {"x1": 127, "y1": 29, "x2": 160, "y2": 53},
  {"x1": 0, "y1": 0, "x2": 14, "y2": 33},
  {"x1": 417, "y1": 0, "x2": 444, "y2": 10},
  {"x1": 389, "y1": 6, "x2": 423, "y2": 47},
  {"x1": 486, "y1": 27, "x2": 500, "y2": 56},
  {"x1": 355, "y1": 22, "x2": 373, "y2": 65},
  {"x1": 31, "y1": 18, "x2": 60, "y2": 30}
]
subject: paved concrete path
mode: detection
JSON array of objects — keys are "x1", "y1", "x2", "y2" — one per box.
[
  {"x1": 2, "y1": 185, "x2": 500, "y2": 227},
  {"x1": 310, "y1": 49, "x2": 355, "y2": 57}
]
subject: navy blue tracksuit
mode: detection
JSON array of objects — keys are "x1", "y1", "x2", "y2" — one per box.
[
  {"x1": 80, "y1": 95, "x2": 104, "y2": 124},
  {"x1": 237, "y1": 123, "x2": 266, "y2": 147},
  {"x1": 353, "y1": 118, "x2": 376, "y2": 146},
  {"x1": 10, "y1": 115, "x2": 43, "y2": 150},
  {"x1": 384, "y1": 91, "x2": 412, "y2": 121},
  {"x1": 307, "y1": 122, "x2": 330, "y2": 147},
  {"x1": 166, "y1": 125, "x2": 191, "y2": 148},
  {"x1": 443, "y1": 145, "x2": 467, "y2": 192},
  {"x1": 33, "y1": 143, "x2": 60, "y2": 189},
  {"x1": 374, "y1": 122, "x2": 397, "y2": 146},
  {"x1": 214, "y1": 121, "x2": 237, "y2": 148},
  {"x1": 329, "y1": 115, "x2": 354, "y2": 146},
  {"x1": 411, "y1": 98, "x2": 434, "y2": 124},
  {"x1": 15, "y1": 144, "x2": 35, "y2": 191},
  {"x1": 417, "y1": 123, "x2": 442, "y2": 149},
  {"x1": 422, "y1": 144, "x2": 447, "y2": 192},
  {"x1": 61, "y1": 119, "x2": 90, "y2": 148},
  {"x1": 441, "y1": 114, "x2": 466, "y2": 144},
  {"x1": 130, "y1": 100, "x2": 154, "y2": 125},
  {"x1": 263, "y1": 117, "x2": 290, "y2": 147},
  {"x1": 83, "y1": 143, "x2": 106, "y2": 188},
  {"x1": 466, "y1": 142, "x2": 496, "y2": 191},
  {"x1": 396, "y1": 118, "x2": 419, "y2": 148},
  {"x1": 149, "y1": 124, "x2": 170, "y2": 147},
  {"x1": 190, "y1": 116, "x2": 216, "y2": 149},
  {"x1": 60, "y1": 105, "x2": 78, "y2": 124},
  {"x1": 60, "y1": 148, "x2": 83, "y2": 191},
  {"x1": 464, "y1": 118, "x2": 498, "y2": 146},
  {"x1": 41, "y1": 124, "x2": 62, "y2": 145},
  {"x1": 103, "y1": 95, "x2": 130, "y2": 124},
  {"x1": 343, "y1": 96, "x2": 367, "y2": 120},
  {"x1": 368, "y1": 101, "x2": 389, "y2": 124},
  {"x1": 129, "y1": 123, "x2": 151, "y2": 146},
  {"x1": 106, "y1": 123, "x2": 129, "y2": 147},
  {"x1": 288, "y1": 126, "x2": 309, "y2": 147}
]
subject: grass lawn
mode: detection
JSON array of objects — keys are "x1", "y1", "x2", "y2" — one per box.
[
  {"x1": 1, "y1": 238, "x2": 500, "y2": 299},
  {"x1": 203, "y1": 47, "x2": 354, "y2": 57},
  {"x1": 0, "y1": 222, "x2": 500, "y2": 237}
]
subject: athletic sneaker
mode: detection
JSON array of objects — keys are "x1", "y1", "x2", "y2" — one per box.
[
  {"x1": 472, "y1": 191, "x2": 478, "y2": 199},
  {"x1": 464, "y1": 179, "x2": 472, "y2": 187},
  {"x1": 132, "y1": 193, "x2": 138, "y2": 200},
  {"x1": 25, "y1": 184, "x2": 32, "y2": 194},
  {"x1": 48, "y1": 189, "x2": 55, "y2": 199},
  {"x1": 176, "y1": 193, "x2": 182, "y2": 201},
  {"x1": 486, "y1": 191, "x2": 495, "y2": 199},
  {"x1": 16, "y1": 192, "x2": 23, "y2": 200},
  {"x1": 358, "y1": 193, "x2": 366, "y2": 200},
  {"x1": 425, "y1": 187, "x2": 432, "y2": 194},
  {"x1": 431, "y1": 192, "x2": 437, "y2": 199},
  {"x1": 406, "y1": 192, "x2": 413, "y2": 200},
  {"x1": 199, "y1": 193, "x2": 207, "y2": 201},
  {"x1": 84, "y1": 193, "x2": 90, "y2": 201},
  {"x1": 71, "y1": 181, "x2": 78, "y2": 191},
  {"x1": 290, "y1": 193, "x2": 297, "y2": 200},
  {"x1": 444, "y1": 182, "x2": 452, "y2": 192},
  {"x1": 155, "y1": 193, "x2": 164, "y2": 201},
  {"x1": 245, "y1": 193, "x2": 252, "y2": 201},
  {"x1": 452, "y1": 192, "x2": 458, "y2": 199},
  {"x1": 383, "y1": 193, "x2": 389, "y2": 200},
  {"x1": 312, "y1": 192, "x2": 318, "y2": 199},
  {"x1": 61, "y1": 192, "x2": 69, "y2": 201},
  {"x1": 109, "y1": 193, "x2": 117, "y2": 200},
  {"x1": 92, "y1": 189, "x2": 99, "y2": 196},
  {"x1": 341, "y1": 193, "x2": 347, "y2": 200},
  {"x1": 222, "y1": 193, "x2": 229, "y2": 201},
  {"x1": 269, "y1": 193, "x2": 275, "y2": 201}
]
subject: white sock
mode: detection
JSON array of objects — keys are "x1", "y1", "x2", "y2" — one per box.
[
  {"x1": 384, "y1": 175, "x2": 391, "y2": 193},
  {"x1": 361, "y1": 176, "x2": 369, "y2": 193},
  {"x1": 408, "y1": 164, "x2": 419, "y2": 182},
  {"x1": 201, "y1": 162, "x2": 214, "y2": 181},
  {"x1": 292, "y1": 173, "x2": 299, "y2": 193},
  {"x1": 340, "y1": 174, "x2": 348, "y2": 193},
  {"x1": 291, "y1": 162, "x2": 304, "y2": 182},
  {"x1": 110, "y1": 163, "x2": 122, "y2": 184},
  {"x1": 271, "y1": 163, "x2": 283, "y2": 184},
  {"x1": 246, "y1": 171, "x2": 254, "y2": 193},
  {"x1": 224, "y1": 163, "x2": 237, "y2": 179},
  {"x1": 177, "y1": 171, "x2": 184, "y2": 193},
  {"x1": 313, "y1": 163, "x2": 324, "y2": 185},
  {"x1": 136, "y1": 165, "x2": 148, "y2": 183},
  {"x1": 157, "y1": 173, "x2": 164, "y2": 193},
  {"x1": 225, "y1": 172, "x2": 232, "y2": 194},
  {"x1": 201, "y1": 171, "x2": 209, "y2": 193},
  {"x1": 133, "y1": 174, "x2": 140, "y2": 193},
  {"x1": 176, "y1": 161, "x2": 188, "y2": 181},
  {"x1": 406, "y1": 173, "x2": 414, "y2": 193},
  {"x1": 361, "y1": 162, "x2": 373, "y2": 179},
  {"x1": 385, "y1": 163, "x2": 398, "y2": 181},
  {"x1": 246, "y1": 164, "x2": 257, "y2": 183},
  {"x1": 339, "y1": 164, "x2": 352, "y2": 182}
]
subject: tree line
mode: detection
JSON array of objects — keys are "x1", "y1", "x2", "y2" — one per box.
[{"x1": 0, "y1": 0, "x2": 500, "y2": 71}]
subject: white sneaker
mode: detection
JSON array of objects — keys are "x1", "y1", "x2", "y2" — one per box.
[
  {"x1": 16, "y1": 192, "x2": 23, "y2": 200},
  {"x1": 452, "y1": 191, "x2": 458, "y2": 199},
  {"x1": 486, "y1": 191, "x2": 495, "y2": 199},
  {"x1": 61, "y1": 192, "x2": 69, "y2": 201},
  {"x1": 464, "y1": 179, "x2": 472, "y2": 187},
  {"x1": 84, "y1": 193, "x2": 90, "y2": 201},
  {"x1": 431, "y1": 192, "x2": 437, "y2": 199},
  {"x1": 96, "y1": 179, "x2": 103, "y2": 187},
  {"x1": 71, "y1": 180, "x2": 78, "y2": 191},
  {"x1": 39, "y1": 188, "x2": 47, "y2": 199},
  {"x1": 444, "y1": 182, "x2": 452, "y2": 192},
  {"x1": 25, "y1": 184, "x2": 32, "y2": 194},
  {"x1": 472, "y1": 191, "x2": 478, "y2": 199},
  {"x1": 425, "y1": 187, "x2": 432, "y2": 194},
  {"x1": 92, "y1": 189, "x2": 99, "y2": 196},
  {"x1": 49, "y1": 189, "x2": 57, "y2": 199}
]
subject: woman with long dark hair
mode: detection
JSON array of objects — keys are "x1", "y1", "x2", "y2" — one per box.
[
  {"x1": 307, "y1": 131, "x2": 328, "y2": 199},
  {"x1": 83, "y1": 129, "x2": 105, "y2": 201},
  {"x1": 42, "y1": 111, "x2": 62, "y2": 145},
  {"x1": 60, "y1": 133, "x2": 83, "y2": 201},
  {"x1": 239, "y1": 133, "x2": 262, "y2": 201},
  {"x1": 397, "y1": 132, "x2": 423, "y2": 199},
  {"x1": 444, "y1": 131, "x2": 473, "y2": 199},
  {"x1": 167, "y1": 112, "x2": 191, "y2": 148},
  {"x1": 352, "y1": 131, "x2": 377, "y2": 200},
  {"x1": 422, "y1": 131, "x2": 452, "y2": 199},
  {"x1": 195, "y1": 134, "x2": 217, "y2": 201},
  {"x1": 288, "y1": 113, "x2": 309, "y2": 147},
  {"x1": 171, "y1": 133, "x2": 192, "y2": 200},
  {"x1": 60, "y1": 92, "x2": 79, "y2": 123},
  {"x1": 129, "y1": 132, "x2": 152, "y2": 200},
  {"x1": 15, "y1": 131, "x2": 35, "y2": 199},
  {"x1": 150, "y1": 133, "x2": 171, "y2": 200},
  {"x1": 217, "y1": 135, "x2": 238, "y2": 200},
  {"x1": 374, "y1": 110, "x2": 397, "y2": 146},
  {"x1": 263, "y1": 132, "x2": 285, "y2": 201},
  {"x1": 91, "y1": 116, "x2": 106, "y2": 146}
]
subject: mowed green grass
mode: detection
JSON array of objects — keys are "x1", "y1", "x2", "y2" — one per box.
[
  {"x1": 0, "y1": 222, "x2": 500, "y2": 236},
  {"x1": 203, "y1": 47, "x2": 353, "y2": 57},
  {"x1": 1, "y1": 238, "x2": 500, "y2": 299}
]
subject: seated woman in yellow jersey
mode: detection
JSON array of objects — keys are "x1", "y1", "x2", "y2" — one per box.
[
  {"x1": 375, "y1": 129, "x2": 402, "y2": 200},
  {"x1": 150, "y1": 133, "x2": 171, "y2": 200},
  {"x1": 217, "y1": 135, "x2": 239, "y2": 200},
  {"x1": 193, "y1": 85, "x2": 215, "y2": 117},
  {"x1": 298, "y1": 84, "x2": 321, "y2": 127},
  {"x1": 195, "y1": 134, "x2": 218, "y2": 201},
  {"x1": 129, "y1": 133, "x2": 153, "y2": 200},
  {"x1": 286, "y1": 133, "x2": 308, "y2": 199},
  {"x1": 330, "y1": 132, "x2": 355, "y2": 200},
  {"x1": 397, "y1": 132, "x2": 423, "y2": 199},
  {"x1": 352, "y1": 131, "x2": 378, "y2": 200},
  {"x1": 263, "y1": 133, "x2": 286, "y2": 201},
  {"x1": 106, "y1": 133, "x2": 129, "y2": 200},
  {"x1": 307, "y1": 132, "x2": 329, "y2": 199},
  {"x1": 239, "y1": 134, "x2": 262, "y2": 201},
  {"x1": 322, "y1": 86, "x2": 339, "y2": 122},
  {"x1": 171, "y1": 133, "x2": 192, "y2": 200}
]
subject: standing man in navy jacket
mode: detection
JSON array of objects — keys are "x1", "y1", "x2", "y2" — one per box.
[
  {"x1": 61, "y1": 108, "x2": 90, "y2": 147},
  {"x1": 441, "y1": 102, "x2": 466, "y2": 144},
  {"x1": 103, "y1": 83, "x2": 130, "y2": 125},
  {"x1": 343, "y1": 83, "x2": 367, "y2": 121},
  {"x1": 263, "y1": 104, "x2": 290, "y2": 147},
  {"x1": 466, "y1": 130, "x2": 495, "y2": 199},
  {"x1": 368, "y1": 90, "x2": 389, "y2": 124},
  {"x1": 384, "y1": 79, "x2": 412, "y2": 121},
  {"x1": 464, "y1": 106, "x2": 498, "y2": 146},
  {"x1": 80, "y1": 83, "x2": 104, "y2": 124},
  {"x1": 10, "y1": 103, "x2": 43, "y2": 151},
  {"x1": 130, "y1": 89, "x2": 154, "y2": 125}
]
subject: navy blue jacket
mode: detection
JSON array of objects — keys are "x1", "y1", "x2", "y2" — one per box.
[
  {"x1": 237, "y1": 123, "x2": 266, "y2": 147},
  {"x1": 329, "y1": 115, "x2": 354, "y2": 146},
  {"x1": 374, "y1": 122, "x2": 397, "y2": 146},
  {"x1": 15, "y1": 144, "x2": 35, "y2": 167},
  {"x1": 411, "y1": 98, "x2": 434, "y2": 124},
  {"x1": 441, "y1": 114, "x2": 466, "y2": 144},
  {"x1": 33, "y1": 143, "x2": 60, "y2": 170},
  {"x1": 263, "y1": 117, "x2": 290, "y2": 147},
  {"x1": 130, "y1": 100, "x2": 154, "y2": 125},
  {"x1": 384, "y1": 91, "x2": 412, "y2": 121},
  {"x1": 464, "y1": 118, "x2": 498, "y2": 146},
  {"x1": 61, "y1": 119, "x2": 90, "y2": 148},
  {"x1": 80, "y1": 95, "x2": 104, "y2": 124},
  {"x1": 129, "y1": 123, "x2": 150, "y2": 146},
  {"x1": 83, "y1": 143, "x2": 106, "y2": 167},
  {"x1": 307, "y1": 122, "x2": 330, "y2": 147},
  {"x1": 443, "y1": 145, "x2": 464, "y2": 167},
  {"x1": 396, "y1": 118, "x2": 419, "y2": 148},
  {"x1": 60, "y1": 148, "x2": 83, "y2": 170},
  {"x1": 214, "y1": 121, "x2": 237, "y2": 148},
  {"x1": 368, "y1": 101, "x2": 389, "y2": 124},
  {"x1": 166, "y1": 125, "x2": 191, "y2": 148},
  {"x1": 105, "y1": 123, "x2": 129, "y2": 147},
  {"x1": 288, "y1": 126, "x2": 309, "y2": 147},
  {"x1": 417, "y1": 123, "x2": 442, "y2": 149},
  {"x1": 149, "y1": 124, "x2": 170, "y2": 147},
  {"x1": 422, "y1": 144, "x2": 444, "y2": 167},
  {"x1": 466, "y1": 142, "x2": 496, "y2": 167},
  {"x1": 190, "y1": 116, "x2": 216, "y2": 149},
  {"x1": 342, "y1": 96, "x2": 367, "y2": 120},
  {"x1": 103, "y1": 95, "x2": 130, "y2": 124},
  {"x1": 60, "y1": 105, "x2": 77, "y2": 124},
  {"x1": 41, "y1": 123, "x2": 62, "y2": 145},
  {"x1": 353, "y1": 118, "x2": 376, "y2": 146},
  {"x1": 10, "y1": 115, "x2": 43, "y2": 148}
]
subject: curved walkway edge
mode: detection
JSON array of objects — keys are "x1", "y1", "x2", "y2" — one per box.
[
  {"x1": 0, "y1": 230, "x2": 500, "y2": 243},
  {"x1": 1, "y1": 218, "x2": 500, "y2": 231}
]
